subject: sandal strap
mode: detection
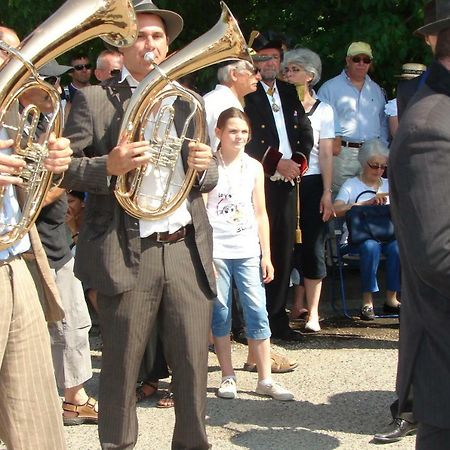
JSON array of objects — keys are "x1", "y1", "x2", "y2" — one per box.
[{"x1": 62, "y1": 397, "x2": 97, "y2": 413}]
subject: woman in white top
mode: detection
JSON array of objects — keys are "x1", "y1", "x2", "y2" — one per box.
[
  {"x1": 333, "y1": 139, "x2": 401, "y2": 320},
  {"x1": 282, "y1": 48, "x2": 335, "y2": 332},
  {"x1": 206, "y1": 107, "x2": 293, "y2": 401}
]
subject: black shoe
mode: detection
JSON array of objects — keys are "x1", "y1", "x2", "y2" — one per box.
[
  {"x1": 360, "y1": 305, "x2": 375, "y2": 321},
  {"x1": 383, "y1": 302, "x2": 401, "y2": 314},
  {"x1": 373, "y1": 418, "x2": 418, "y2": 443},
  {"x1": 272, "y1": 328, "x2": 304, "y2": 342}
]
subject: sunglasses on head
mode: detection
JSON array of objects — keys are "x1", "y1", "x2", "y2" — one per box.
[
  {"x1": 367, "y1": 162, "x2": 387, "y2": 170},
  {"x1": 73, "y1": 63, "x2": 92, "y2": 71},
  {"x1": 352, "y1": 56, "x2": 372, "y2": 64},
  {"x1": 43, "y1": 76, "x2": 60, "y2": 85}
]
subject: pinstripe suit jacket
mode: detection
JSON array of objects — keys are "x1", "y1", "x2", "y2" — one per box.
[
  {"x1": 61, "y1": 74, "x2": 218, "y2": 297},
  {"x1": 390, "y1": 61, "x2": 450, "y2": 427}
]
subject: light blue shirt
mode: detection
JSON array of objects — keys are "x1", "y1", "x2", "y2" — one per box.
[
  {"x1": 318, "y1": 70, "x2": 388, "y2": 145},
  {"x1": 0, "y1": 128, "x2": 30, "y2": 260}
]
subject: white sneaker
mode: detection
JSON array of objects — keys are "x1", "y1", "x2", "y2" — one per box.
[
  {"x1": 217, "y1": 377, "x2": 237, "y2": 399},
  {"x1": 255, "y1": 381, "x2": 294, "y2": 401}
]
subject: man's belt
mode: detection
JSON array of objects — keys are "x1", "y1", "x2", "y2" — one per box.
[
  {"x1": 341, "y1": 140, "x2": 363, "y2": 148},
  {"x1": 146, "y1": 225, "x2": 193, "y2": 243}
]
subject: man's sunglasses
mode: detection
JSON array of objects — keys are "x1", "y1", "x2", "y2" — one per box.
[
  {"x1": 367, "y1": 162, "x2": 387, "y2": 170},
  {"x1": 73, "y1": 63, "x2": 92, "y2": 71},
  {"x1": 43, "y1": 76, "x2": 60, "y2": 85},
  {"x1": 352, "y1": 56, "x2": 372, "y2": 64}
]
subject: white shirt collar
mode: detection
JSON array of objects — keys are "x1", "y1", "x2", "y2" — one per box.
[{"x1": 119, "y1": 66, "x2": 139, "y2": 88}]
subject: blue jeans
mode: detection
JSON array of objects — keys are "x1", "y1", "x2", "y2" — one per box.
[
  {"x1": 344, "y1": 239, "x2": 401, "y2": 293},
  {"x1": 212, "y1": 257, "x2": 271, "y2": 340}
]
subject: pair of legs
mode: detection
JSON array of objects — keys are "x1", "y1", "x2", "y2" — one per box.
[
  {"x1": 352, "y1": 239, "x2": 401, "y2": 309},
  {"x1": 264, "y1": 182, "x2": 298, "y2": 337},
  {"x1": 46, "y1": 258, "x2": 97, "y2": 422},
  {"x1": 97, "y1": 235, "x2": 211, "y2": 449},
  {"x1": 291, "y1": 175, "x2": 328, "y2": 331},
  {"x1": 212, "y1": 257, "x2": 291, "y2": 398},
  {"x1": 0, "y1": 257, "x2": 66, "y2": 449}
]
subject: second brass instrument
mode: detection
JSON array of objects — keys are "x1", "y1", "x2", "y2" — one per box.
[
  {"x1": 114, "y1": 1, "x2": 252, "y2": 220},
  {"x1": 0, "y1": 0, "x2": 137, "y2": 250}
]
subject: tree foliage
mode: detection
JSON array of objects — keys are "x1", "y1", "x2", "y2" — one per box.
[{"x1": 2, "y1": 0, "x2": 429, "y2": 96}]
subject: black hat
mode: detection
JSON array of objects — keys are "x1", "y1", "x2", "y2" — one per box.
[
  {"x1": 415, "y1": 0, "x2": 450, "y2": 36},
  {"x1": 132, "y1": 0, "x2": 183, "y2": 43},
  {"x1": 248, "y1": 30, "x2": 283, "y2": 53}
]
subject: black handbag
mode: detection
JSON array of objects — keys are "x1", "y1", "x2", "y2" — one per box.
[{"x1": 345, "y1": 190, "x2": 395, "y2": 245}]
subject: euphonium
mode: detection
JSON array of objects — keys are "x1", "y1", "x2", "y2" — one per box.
[
  {"x1": 114, "y1": 1, "x2": 252, "y2": 220},
  {"x1": 0, "y1": 0, "x2": 137, "y2": 250}
]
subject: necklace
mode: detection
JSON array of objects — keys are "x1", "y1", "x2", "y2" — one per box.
[
  {"x1": 267, "y1": 87, "x2": 280, "y2": 112},
  {"x1": 217, "y1": 150, "x2": 245, "y2": 195}
]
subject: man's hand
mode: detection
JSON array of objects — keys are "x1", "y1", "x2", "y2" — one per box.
[
  {"x1": 0, "y1": 139, "x2": 25, "y2": 187},
  {"x1": 276, "y1": 159, "x2": 300, "y2": 181},
  {"x1": 45, "y1": 133, "x2": 73, "y2": 174},
  {"x1": 187, "y1": 142, "x2": 212, "y2": 172},
  {"x1": 107, "y1": 138, "x2": 152, "y2": 176}
]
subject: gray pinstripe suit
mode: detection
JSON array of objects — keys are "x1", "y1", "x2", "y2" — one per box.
[{"x1": 61, "y1": 75, "x2": 218, "y2": 450}]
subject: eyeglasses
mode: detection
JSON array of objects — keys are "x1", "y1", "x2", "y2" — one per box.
[
  {"x1": 351, "y1": 56, "x2": 372, "y2": 64},
  {"x1": 250, "y1": 67, "x2": 260, "y2": 75},
  {"x1": 43, "y1": 76, "x2": 60, "y2": 85},
  {"x1": 73, "y1": 63, "x2": 92, "y2": 71},
  {"x1": 367, "y1": 162, "x2": 387, "y2": 170},
  {"x1": 283, "y1": 66, "x2": 302, "y2": 74}
]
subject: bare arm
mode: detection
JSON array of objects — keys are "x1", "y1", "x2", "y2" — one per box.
[
  {"x1": 318, "y1": 138, "x2": 334, "y2": 221},
  {"x1": 252, "y1": 162, "x2": 274, "y2": 283}
]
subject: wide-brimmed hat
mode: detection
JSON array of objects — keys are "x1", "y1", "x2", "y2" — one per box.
[
  {"x1": 249, "y1": 31, "x2": 283, "y2": 53},
  {"x1": 39, "y1": 59, "x2": 73, "y2": 77},
  {"x1": 132, "y1": 0, "x2": 183, "y2": 43},
  {"x1": 347, "y1": 41, "x2": 373, "y2": 59},
  {"x1": 395, "y1": 63, "x2": 427, "y2": 79},
  {"x1": 415, "y1": 0, "x2": 450, "y2": 36}
]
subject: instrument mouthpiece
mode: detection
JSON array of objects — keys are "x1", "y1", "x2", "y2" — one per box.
[{"x1": 144, "y1": 52, "x2": 155, "y2": 63}]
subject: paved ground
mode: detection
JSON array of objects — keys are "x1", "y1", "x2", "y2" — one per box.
[{"x1": 63, "y1": 270, "x2": 413, "y2": 450}]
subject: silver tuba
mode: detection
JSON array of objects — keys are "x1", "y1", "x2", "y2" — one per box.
[
  {"x1": 114, "y1": 1, "x2": 252, "y2": 220},
  {"x1": 0, "y1": 0, "x2": 137, "y2": 250}
]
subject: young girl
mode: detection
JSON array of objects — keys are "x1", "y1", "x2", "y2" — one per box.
[{"x1": 206, "y1": 107, "x2": 294, "y2": 401}]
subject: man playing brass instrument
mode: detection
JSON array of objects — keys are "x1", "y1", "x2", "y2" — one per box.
[
  {"x1": 0, "y1": 26, "x2": 72, "y2": 450},
  {"x1": 60, "y1": 0, "x2": 218, "y2": 448}
]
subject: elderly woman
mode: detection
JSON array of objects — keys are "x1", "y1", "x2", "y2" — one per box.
[
  {"x1": 282, "y1": 48, "x2": 335, "y2": 332},
  {"x1": 333, "y1": 139, "x2": 401, "y2": 320}
]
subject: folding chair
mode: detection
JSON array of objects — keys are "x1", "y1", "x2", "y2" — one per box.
[{"x1": 326, "y1": 219, "x2": 399, "y2": 319}]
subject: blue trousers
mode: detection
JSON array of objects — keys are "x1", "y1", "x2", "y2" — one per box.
[{"x1": 345, "y1": 239, "x2": 401, "y2": 293}]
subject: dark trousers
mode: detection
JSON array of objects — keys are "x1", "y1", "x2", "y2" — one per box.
[
  {"x1": 97, "y1": 233, "x2": 212, "y2": 450},
  {"x1": 416, "y1": 422, "x2": 450, "y2": 449},
  {"x1": 391, "y1": 389, "x2": 415, "y2": 423},
  {"x1": 264, "y1": 180, "x2": 296, "y2": 334}
]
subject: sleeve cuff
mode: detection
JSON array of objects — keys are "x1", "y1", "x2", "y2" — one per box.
[
  {"x1": 261, "y1": 146, "x2": 283, "y2": 176},
  {"x1": 292, "y1": 152, "x2": 309, "y2": 176}
]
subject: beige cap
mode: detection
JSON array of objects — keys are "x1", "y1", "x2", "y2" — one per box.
[{"x1": 347, "y1": 41, "x2": 373, "y2": 59}]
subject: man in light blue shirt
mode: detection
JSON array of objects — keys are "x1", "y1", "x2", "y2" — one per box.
[{"x1": 318, "y1": 41, "x2": 388, "y2": 194}]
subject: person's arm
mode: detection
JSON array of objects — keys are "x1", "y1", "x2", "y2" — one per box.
[
  {"x1": 252, "y1": 162, "x2": 274, "y2": 283},
  {"x1": 318, "y1": 138, "x2": 334, "y2": 221}
]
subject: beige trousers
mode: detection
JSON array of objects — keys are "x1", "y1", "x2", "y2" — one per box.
[{"x1": 0, "y1": 257, "x2": 66, "y2": 450}]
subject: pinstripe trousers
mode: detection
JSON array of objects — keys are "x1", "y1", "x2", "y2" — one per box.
[
  {"x1": 97, "y1": 232, "x2": 212, "y2": 450},
  {"x1": 0, "y1": 257, "x2": 66, "y2": 450}
]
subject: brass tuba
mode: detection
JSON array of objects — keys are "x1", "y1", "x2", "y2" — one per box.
[
  {"x1": 114, "y1": 1, "x2": 252, "y2": 220},
  {"x1": 0, "y1": 0, "x2": 137, "y2": 250}
]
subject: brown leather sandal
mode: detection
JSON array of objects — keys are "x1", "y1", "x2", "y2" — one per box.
[
  {"x1": 156, "y1": 390, "x2": 174, "y2": 408},
  {"x1": 62, "y1": 397, "x2": 98, "y2": 426},
  {"x1": 136, "y1": 381, "x2": 158, "y2": 403},
  {"x1": 242, "y1": 352, "x2": 298, "y2": 373}
]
